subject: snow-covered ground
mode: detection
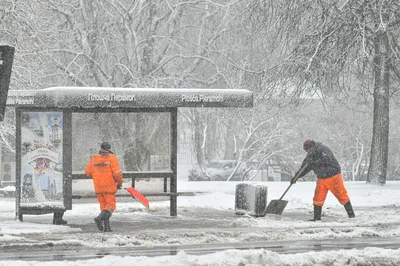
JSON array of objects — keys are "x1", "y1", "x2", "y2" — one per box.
[{"x1": 1, "y1": 179, "x2": 400, "y2": 265}]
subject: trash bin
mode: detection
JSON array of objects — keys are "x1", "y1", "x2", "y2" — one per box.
[{"x1": 234, "y1": 183, "x2": 268, "y2": 217}]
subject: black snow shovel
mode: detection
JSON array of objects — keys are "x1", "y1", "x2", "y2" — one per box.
[{"x1": 265, "y1": 164, "x2": 308, "y2": 215}]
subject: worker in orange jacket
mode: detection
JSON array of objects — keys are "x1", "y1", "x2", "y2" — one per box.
[
  {"x1": 291, "y1": 140, "x2": 355, "y2": 221},
  {"x1": 85, "y1": 142, "x2": 124, "y2": 232}
]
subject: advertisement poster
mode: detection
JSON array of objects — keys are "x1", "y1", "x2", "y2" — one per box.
[{"x1": 20, "y1": 112, "x2": 64, "y2": 208}]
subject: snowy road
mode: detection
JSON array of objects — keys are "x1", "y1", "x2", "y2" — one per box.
[{"x1": 2, "y1": 236, "x2": 400, "y2": 261}]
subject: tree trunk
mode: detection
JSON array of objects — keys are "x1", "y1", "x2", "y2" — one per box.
[
  {"x1": 192, "y1": 109, "x2": 207, "y2": 172},
  {"x1": 224, "y1": 129, "x2": 236, "y2": 160},
  {"x1": 367, "y1": 31, "x2": 390, "y2": 185},
  {"x1": 352, "y1": 138, "x2": 364, "y2": 182}
]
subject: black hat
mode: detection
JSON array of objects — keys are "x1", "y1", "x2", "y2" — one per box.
[{"x1": 100, "y1": 142, "x2": 111, "y2": 150}]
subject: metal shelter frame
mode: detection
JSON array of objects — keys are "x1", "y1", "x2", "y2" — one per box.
[{"x1": 6, "y1": 87, "x2": 253, "y2": 220}]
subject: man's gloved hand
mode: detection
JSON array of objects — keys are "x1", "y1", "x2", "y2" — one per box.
[
  {"x1": 290, "y1": 177, "x2": 297, "y2": 185},
  {"x1": 117, "y1": 183, "x2": 122, "y2": 190}
]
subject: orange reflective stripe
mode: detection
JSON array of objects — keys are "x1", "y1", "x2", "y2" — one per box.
[{"x1": 313, "y1": 201, "x2": 324, "y2": 206}]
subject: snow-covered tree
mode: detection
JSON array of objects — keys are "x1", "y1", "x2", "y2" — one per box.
[{"x1": 246, "y1": 0, "x2": 400, "y2": 185}]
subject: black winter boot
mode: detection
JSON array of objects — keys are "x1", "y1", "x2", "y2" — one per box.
[
  {"x1": 344, "y1": 201, "x2": 355, "y2": 218},
  {"x1": 309, "y1": 205, "x2": 322, "y2": 221},
  {"x1": 103, "y1": 210, "x2": 112, "y2": 232},
  {"x1": 53, "y1": 211, "x2": 67, "y2": 225},
  {"x1": 94, "y1": 210, "x2": 108, "y2": 231}
]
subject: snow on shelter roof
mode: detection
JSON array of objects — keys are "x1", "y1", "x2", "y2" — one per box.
[{"x1": 6, "y1": 87, "x2": 253, "y2": 108}]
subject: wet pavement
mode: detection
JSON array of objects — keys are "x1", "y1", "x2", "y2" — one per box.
[{"x1": 2, "y1": 234, "x2": 400, "y2": 261}]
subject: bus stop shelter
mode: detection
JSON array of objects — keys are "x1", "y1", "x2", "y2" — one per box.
[{"x1": 6, "y1": 87, "x2": 253, "y2": 220}]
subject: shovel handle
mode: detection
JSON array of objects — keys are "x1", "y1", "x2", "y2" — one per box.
[
  {"x1": 279, "y1": 183, "x2": 293, "y2": 200},
  {"x1": 279, "y1": 164, "x2": 308, "y2": 200}
]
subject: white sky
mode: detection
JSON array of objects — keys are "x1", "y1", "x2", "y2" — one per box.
[{"x1": 1, "y1": 180, "x2": 400, "y2": 265}]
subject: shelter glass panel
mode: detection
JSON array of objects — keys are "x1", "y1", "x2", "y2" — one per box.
[{"x1": 72, "y1": 112, "x2": 171, "y2": 173}]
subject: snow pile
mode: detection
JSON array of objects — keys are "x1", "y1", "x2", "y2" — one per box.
[{"x1": 1, "y1": 248, "x2": 400, "y2": 266}]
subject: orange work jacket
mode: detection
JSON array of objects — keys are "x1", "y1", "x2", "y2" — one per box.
[{"x1": 85, "y1": 150, "x2": 124, "y2": 194}]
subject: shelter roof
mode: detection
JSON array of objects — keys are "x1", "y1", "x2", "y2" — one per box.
[{"x1": 6, "y1": 87, "x2": 253, "y2": 108}]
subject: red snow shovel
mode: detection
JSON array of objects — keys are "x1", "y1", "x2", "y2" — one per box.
[
  {"x1": 265, "y1": 164, "x2": 307, "y2": 215},
  {"x1": 126, "y1": 187, "x2": 150, "y2": 209}
]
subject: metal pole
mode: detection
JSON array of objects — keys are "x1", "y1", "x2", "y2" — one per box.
[{"x1": 170, "y1": 108, "x2": 177, "y2": 216}]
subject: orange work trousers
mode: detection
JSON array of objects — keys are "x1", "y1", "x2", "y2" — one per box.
[
  {"x1": 96, "y1": 193, "x2": 116, "y2": 214},
  {"x1": 313, "y1": 173, "x2": 350, "y2": 206}
]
